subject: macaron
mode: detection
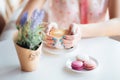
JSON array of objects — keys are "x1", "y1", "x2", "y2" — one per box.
[
  {"x1": 84, "y1": 59, "x2": 97, "y2": 70},
  {"x1": 76, "y1": 54, "x2": 90, "y2": 62},
  {"x1": 71, "y1": 60, "x2": 84, "y2": 70}
]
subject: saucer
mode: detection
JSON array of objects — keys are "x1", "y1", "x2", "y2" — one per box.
[
  {"x1": 65, "y1": 56, "x2": 99, "y2": 73},
  {"x1": 42, "y1": 44, "x2": 77, "y2": 55}
]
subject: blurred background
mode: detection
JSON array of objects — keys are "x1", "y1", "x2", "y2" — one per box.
[
  {"x1": 0, "y1": 0, "x2": 28, "y2": 34},
  {"x1": 0, "y1": 0, "x2": 120, "y2": 41}
]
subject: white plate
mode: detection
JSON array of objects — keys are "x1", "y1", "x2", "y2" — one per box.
[
  {"x1": 42, "y1": 44, "x2": 77, "y2": 55},
  {"x1": 65, "y1": 56, "x2": 99, "y2": 73}
]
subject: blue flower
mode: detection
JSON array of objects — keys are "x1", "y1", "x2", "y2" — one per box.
[
  {"x1": 20, "y1": 12, "x2": 28, "y2": 27},
  {"x1": 30, "y1": 9, "x2": 45, "y2": 29}
]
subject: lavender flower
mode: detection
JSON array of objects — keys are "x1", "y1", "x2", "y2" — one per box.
[
  {"x1": 30, "y1": 9, "x2": 45, "y2": 29},
  {"x1": 20, "y1": 12, "x2": 28, "y2": 27}
]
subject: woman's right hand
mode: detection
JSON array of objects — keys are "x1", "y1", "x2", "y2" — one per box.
[
  {"x1": 44, "y1": 22, "x2": 58, "y2": 48},
  {"x1": 44, "y1": 35, "x2": 57, "y2": 48}
]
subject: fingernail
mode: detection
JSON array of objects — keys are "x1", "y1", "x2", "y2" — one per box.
[
  {"x1": 52, "y1": 43, "x2": 55, "y2": 46},
  {"x1": 62, "y1": 36, "x2": 66, "y2": 39},
  {"x1": 63, "y1": 45, "x2": 65, "y2": 48},
  {"x1": 52, "y1": 38, "x2": 57, "y2": 41},
  {"x1": 59, "y1": 39, "x2": 62, "y2": 42},
  {"x1": 62, "y1": 44, "x2": 65, "y2": 48}
]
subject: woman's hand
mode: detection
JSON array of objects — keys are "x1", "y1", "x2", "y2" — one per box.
[
  {"x1": 62, "y1": 23, "x2": 81, "y2": 49},
  {"x1": 44, "y1": 35, "x2": 57, "y2": 48},
  {"x1": 44, "y1": 22, "x2": 58, "y2": 48}
]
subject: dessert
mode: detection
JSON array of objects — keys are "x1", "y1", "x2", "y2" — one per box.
[
  {"x1": 70, "y1": 54, "x2": 97, "y2": 71},
  {"x1": 84, "y1": 59, "x2": 97, "y2": 70},
  {"x1": 71, "y1": 60, "x2": 84, "y2": 70}
]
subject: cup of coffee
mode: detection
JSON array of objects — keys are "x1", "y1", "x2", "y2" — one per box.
[{"x1": 50, "y1": 29, "x2": 68, "y2": 49}]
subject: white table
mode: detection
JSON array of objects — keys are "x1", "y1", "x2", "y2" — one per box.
[{"x1": 0, "y1": 37, "x2": 120, "y2": 80}]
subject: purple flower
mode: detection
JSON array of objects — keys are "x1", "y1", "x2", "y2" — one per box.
[
  {"x1": 30, "y1": 9, "x2": 45, "y2": 29},
  {"x1": 20, "y1": 12, "x2": 28, "y2": 27}
]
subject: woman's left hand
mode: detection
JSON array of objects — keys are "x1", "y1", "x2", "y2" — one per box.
[{"x1": 62, "y1": 23, "x2": 81, "y2": 49}]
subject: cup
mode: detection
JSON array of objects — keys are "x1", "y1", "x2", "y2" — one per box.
[{"x1": 50, "y1": 29, "x2": 68, "y2": 49}]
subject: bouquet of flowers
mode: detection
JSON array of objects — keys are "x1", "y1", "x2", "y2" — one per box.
[{"x1": 16, "y1": 9, "x2": 45, "y2": 50}]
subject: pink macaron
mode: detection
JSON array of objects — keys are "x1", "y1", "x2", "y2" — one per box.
[
  {"x1": 71, "y1": 60, "x2": 84, "y2": 71},
  {"x1": 84, "y1": 60, "x2": 97, "y2": 70}
]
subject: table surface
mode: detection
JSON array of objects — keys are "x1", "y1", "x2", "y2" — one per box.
[{"x1": 0, "y1": 37, "x2": 120, "y2": 80}]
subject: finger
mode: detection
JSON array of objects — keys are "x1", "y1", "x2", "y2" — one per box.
[
  {"x1": 44, "y1": 39, "x2": 55, "y2": 48},
  {"x1": 46, "y1": 35, "x2": 57, "y2": 41},
  {"x1": 64, "y1": 44, "x2": 73, "y2": 49},
  {"x1": 46, "y1": 35, "x2": 53, "y2": 40},
  {"x1": 45, "y1": 43, "x2": 55, "y2": 48},
  {"x1": 63, "y1": 35, "x2": 74, "y2": 40},
  {"x1": 68, "y1": 24, "x2": 74, "y2": 35},
  {"x1": 46, "y1": 22, "x2": 58, "y2": 35},
  {"x1": 45, "y1": 39, "x2": 55, "y2": 44},
  {"x1": 62, "y1": 39, "x2": 73, "y2": 44},
  {"x1": 48, "y1": 22, "x2": 58, "y2": 29}
]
